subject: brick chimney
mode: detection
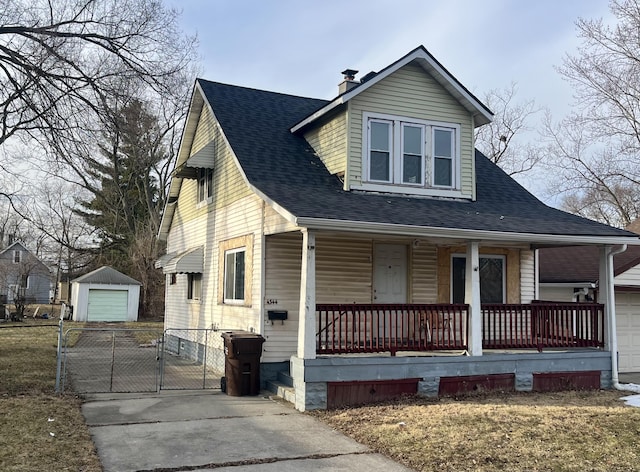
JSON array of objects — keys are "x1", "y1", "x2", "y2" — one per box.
[{"x1": 338, "y1": 69, "x2": 359, "y2": 94}]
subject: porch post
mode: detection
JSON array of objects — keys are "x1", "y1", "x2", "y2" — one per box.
[
  {"x1": 465, "y1": 241, "x2": 482, "y2": 356},
  {"x1": 599, "y1": 245, "x2": 618, "y2": 383},
  {"x1": 297, "y1": 229, "x2": 316, "y2": 359}
]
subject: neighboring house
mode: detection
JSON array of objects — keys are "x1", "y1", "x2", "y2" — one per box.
[
  {"x1": 0, "y1": 241, "x2": 51, "y2": 306},
  {"x1": 70, "y1": 266, "x2": 141, "y2": 322},
  {"x1": 157, "y1": 46, "x2": 639, "y2": 411},
  {"x1": 539, "y1": 245, "x2": 640, "y2": 373}
]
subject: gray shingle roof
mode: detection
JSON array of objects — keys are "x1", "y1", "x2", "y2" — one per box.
[
  {"x1": 73, "y1": 266, "x2": 141, "y2": 285},
  {"x1": 197, "y1": 79, "x2": 636, "y2": 240}
]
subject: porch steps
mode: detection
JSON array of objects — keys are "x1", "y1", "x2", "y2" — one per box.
[{"x1": 266, "y1": 371, "x2": 295, "y2": 405}]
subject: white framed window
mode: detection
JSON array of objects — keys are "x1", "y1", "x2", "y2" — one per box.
[
  {"x1": 433, "y1": 127, "x2": 454, "y2": 187},
  {"x1": 363, "y1": 112, "x2": 460, "y2": 193},
  {"x1": 451, "y1": 254, "x2": 505, "y2": 304},
  {"x1": 187, "y1": 273, "x2": 202, "y2": 301},
  {"x1": 197, "y1": 168, "x2": 213, "y2": 204},
  {"x1": 224, "y1": 247, "x2": 245, "y2": 303},
  {"x1": 368, "y1": 120, "x2": 392, "y2": 182},
  {"x1": 13, "y1": 250, "x2": 21, "y2": 264}
]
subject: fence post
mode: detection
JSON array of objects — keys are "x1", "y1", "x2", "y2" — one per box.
[{"x1": 55, "y1": 316, "x2": 64, "y2": 393}]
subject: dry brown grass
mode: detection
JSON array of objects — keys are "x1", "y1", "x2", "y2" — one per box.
[
  {"x1": 0, "y1": 319, "x2": 102, "y2": 472},
  {"x1": 315, "y1": 390, "x2": 640, "y2": 472}
]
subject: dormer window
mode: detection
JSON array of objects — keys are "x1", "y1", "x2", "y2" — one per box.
[{"x1": 363, "y1": 112, "x2": 460, "y2": 195}]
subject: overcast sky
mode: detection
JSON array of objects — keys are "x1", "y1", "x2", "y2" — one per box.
[{"x1": 166, "y1": 0, "x2": 614, "y2": 200}]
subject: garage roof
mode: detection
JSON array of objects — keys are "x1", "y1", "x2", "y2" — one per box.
[{"x1": 73, "y1": 266, "x2": 141, "y2": 285}]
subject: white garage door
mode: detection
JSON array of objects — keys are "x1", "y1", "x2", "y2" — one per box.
[
  {"x1": 87, "y1": 289, "x2": 128, "y2": 322},
  {"x1": 616, "y1": 292, "x2": 640, "y2": 372}
]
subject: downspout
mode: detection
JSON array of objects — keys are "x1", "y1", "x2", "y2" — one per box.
[{"x1": 607, "y1": 244, "x2": 640, "y2": 392}]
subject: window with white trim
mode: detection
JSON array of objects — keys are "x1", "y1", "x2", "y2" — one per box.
[
  {"x1": 13, "y1": 250, "x2": 21, "y2": 264},
  {"x1": 197, "y1": 168, "x2": 213, "y2": 203},
  {"x1": 364, "y1": 113, "x2": 460, "y2": 192},
  {"x1": 451, "y1": 255, "x2": 505, "y2": 304},
  {"x1": 224, "y1": 247, "x2": 245, "y2": 303}
]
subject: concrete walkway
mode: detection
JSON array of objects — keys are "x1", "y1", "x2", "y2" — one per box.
[{"x1": 82, "y1": 391, "x2": 414, "y2": 472}]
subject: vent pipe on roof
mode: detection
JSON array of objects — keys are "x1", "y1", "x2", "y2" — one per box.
[{"x1": 338, "y1": 69, "x2": 359, "y2": 94}]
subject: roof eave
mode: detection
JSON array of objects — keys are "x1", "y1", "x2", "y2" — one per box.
[{"x1": 295, "y1": 217, "x2": 640, "y2": 246}]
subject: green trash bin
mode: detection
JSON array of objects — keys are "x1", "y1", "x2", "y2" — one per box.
[{"x1": 221, "y1": 331, "x2": 265, "y2": 396}]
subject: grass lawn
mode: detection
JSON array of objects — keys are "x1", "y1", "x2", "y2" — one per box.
[
  {"x1": 0, "y1": 317, "x2": 164, "y2": 472},
  {"x1": 3, "y1": 316, "x2": 640, "y2": 472},
  {"x1": 315, "y1": 390, "x2": 640, "y2": 472}
]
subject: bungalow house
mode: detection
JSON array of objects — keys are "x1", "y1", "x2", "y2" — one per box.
[
  {"x1": 539, "y1": 245, "x2": 640, "y2": 373},
  {"x1": 157, "y1": 46, "x2": 639, "y2": 411},
  {"x1": 0, "y1": 241, "x2": 51, "y2": 307}
]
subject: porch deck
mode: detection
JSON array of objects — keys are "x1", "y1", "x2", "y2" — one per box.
[{"x1": 316, "y1": 302, "x2": 604, "y2": 356}]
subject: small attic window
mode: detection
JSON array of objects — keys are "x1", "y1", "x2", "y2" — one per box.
[
  {"x1": 197, "y1": 168, "x2": 213, "y2": 204},
  {"x1": 13, "y1": 250, "x2": 21, "y2": 264}
]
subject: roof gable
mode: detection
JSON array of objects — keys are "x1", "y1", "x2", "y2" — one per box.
[
  {"x1": 291, "y1": 45, "x2": 493, "y2": 133},
  {"x1": 72, "y1": 266, "x2": 141, "y2": 285}
]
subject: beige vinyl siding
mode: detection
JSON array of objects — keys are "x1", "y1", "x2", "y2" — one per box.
[
  {"x1": 304, "y1": 111, "x2": 347, "y2": 178},
  {"x1": 316, "y1": 237, "x2": 373, "y2": 303},
  {"x1": 172, "y1": 104, "x2": 252, "y2": 228},
  {"x1": 263, "y1": 233, "x2": 302, "y2": 362},
  {"x1": 164, "y1": 195, "x2": 265, "y2": 336},
  {"x1": 520, "y1": 249, "x2": 536, "y2": 303},
  {"x1": 264, "y1": 204, "x2": 298, "y2": 235},
  {"x1": 212, "y1": 195, "x2": 264, "y2": 333},
  {"x1": 348, "y1": 63, "x2": 474, "y2": 196},
  {"x1": 411, "y1": 242, "x2": 438, "y2": 303}
]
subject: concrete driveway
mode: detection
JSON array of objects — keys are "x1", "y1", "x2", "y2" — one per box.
[{"x1": 82, "y1": 391, "x2": 414, "y2": 471}]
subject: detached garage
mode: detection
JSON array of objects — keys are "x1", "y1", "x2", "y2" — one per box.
[{"x1": 70, "y1": 266, "x2": 141, "y2": 322}]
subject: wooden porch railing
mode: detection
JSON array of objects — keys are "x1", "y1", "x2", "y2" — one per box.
[
  {"x1": 316, "y1": 304, "x2": 469, "y2": 355},
  {"x1": 315, "y1": 302, "x2": 605, "y2": 355},
  {"x1": 481, "y1": 302, "x2": 604, "y2": 350}
]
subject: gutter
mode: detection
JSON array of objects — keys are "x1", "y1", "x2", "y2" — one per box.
[
  {"x1": 607, "y1": 245, "x2": 640, "y2": 393},
  {"x1": 295, "y1": 217, "x2": 640, "y2": 246}
]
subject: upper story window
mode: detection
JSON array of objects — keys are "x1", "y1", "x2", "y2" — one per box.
[
  {"x1": 363, "y1": 113, "x2": 460, "y2": 195},
  {"x1": 197, "y1": 168, "x2": 213, "y2": 204},
  {"x1": 13, "y1": 250, "x2": 21, "y2": 264}
]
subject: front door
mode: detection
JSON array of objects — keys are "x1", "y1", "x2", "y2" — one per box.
[
  {"x1": 373, "y1": 244, "x2": 408, "y2": 343},
  {"x1": 373, "y1": 244, "x2": 407, "y2": 303}
]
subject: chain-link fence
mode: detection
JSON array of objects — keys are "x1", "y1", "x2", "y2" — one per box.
[
  {"x1": 161, "y1": 328, "x2": 224, "y2": 390},
  {"x1": 59, "y1": 323, "x2": 224, "y2": 394}
]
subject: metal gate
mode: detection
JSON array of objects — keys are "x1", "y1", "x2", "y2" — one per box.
[{"x1": 61, "y1": 327, "x2": 225, "y2": 394}]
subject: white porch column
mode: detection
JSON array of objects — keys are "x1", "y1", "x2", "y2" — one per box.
[
  {"x1": 465, "y1": 241, "x2": 482, "y2": 356},
  {"x1": 297, "y1": 229, "x2": 316, "y2": 359},
  {"x1": 599, "y1": 245, "x2": 620, "y2": 384}
]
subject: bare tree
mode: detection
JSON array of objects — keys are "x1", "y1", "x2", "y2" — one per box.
[
  {"x1": 0, "y1": 0, "x2": 196, "y2": 150},
  {"x1": 475, "y1": 83, "x2": 544, "y2": 176},
  {"x1": 544, "y1": 0, "x2": 640, "y2": 227}
]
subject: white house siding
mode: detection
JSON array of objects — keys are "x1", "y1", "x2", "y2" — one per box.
[
  {"x1": 348, "y1": 63, "x2": 474, "y2": 196},
  {"x1": 303, "y1": 112, "x2": 347, "y2": 179},
  {"x1": 520, "y1": 249, "x2": 536, "y2": 304},
  {"x1": 411, "y1": 242, "x2": 438, "y2": 303},
  {"x1": 615, "y1": 265, "x2": 640, "y2": 286},
  {"x1": 615, "y1": 292, "x2": 640, "y2": 372},
  {"x1": 538, "y1": 286, "x2": 575, "y2": 302}
]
